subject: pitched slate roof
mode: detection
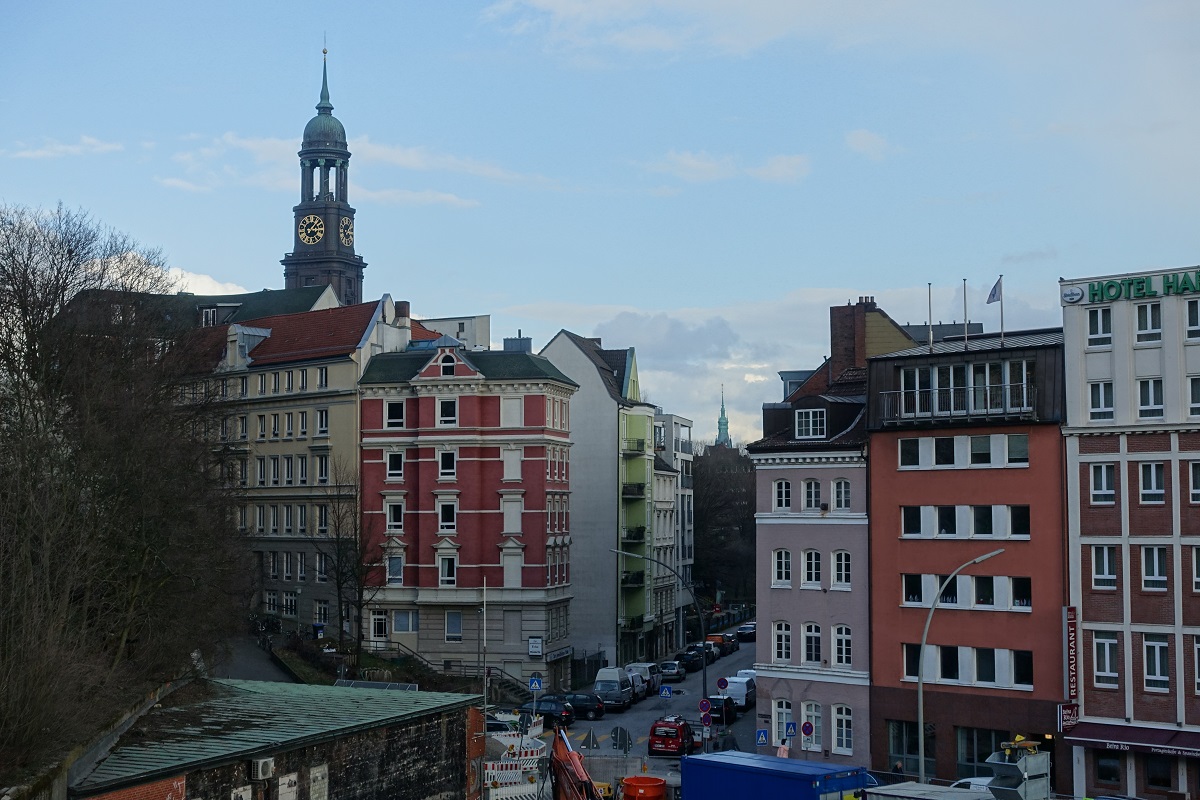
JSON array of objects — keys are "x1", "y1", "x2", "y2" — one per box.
[
  {"x1": 72, "y1": 679, "x2": 479, "y2": 793},
  {"x1": 550, "y1": 330, "x2": 630, "y2": 405},
  {"x1": 746, "y1": 407, "x2": 868, "y2": 453},
  {"x1": 359, "y1": 349, "x2": 577, "y2": 386},
  {"x1": 73, "y1": 286, "x2": 330, "y2": 328},
  {"x1": 653, "y1": 454, "x2": 679, "y2": 474},
  {"x1": 241, "y1": 301, "x2": 381, "y2": 366}
]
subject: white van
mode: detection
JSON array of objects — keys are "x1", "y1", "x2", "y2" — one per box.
[
  {"x1": 592, "y1": 667, "x2": 633, "y2": 711},
  {"x1": 736, "y1": 669, "x2": 757, "y2": 681},
  {"x1": 625, "y1": 662, "x2": 662, "y2": 693},
  {"x1": 724, "y1": 676, "x2": 756, "y2": 710}
]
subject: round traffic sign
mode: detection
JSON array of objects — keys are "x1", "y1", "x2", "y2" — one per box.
[
  {"x1": 701, "y1": 713, "x2": 712, "y2": 727},
  {"x1": 801, "y1": 721, "x2": 814, "y2": 737},
  {"x1": 698, "y1": 698, "x2": 712, "y2": 713},
  {"x1": 716, "y1": 677, "x2": 728, "y2": 691}
]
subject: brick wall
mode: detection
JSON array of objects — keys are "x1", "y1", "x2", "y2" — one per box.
[
  {"x1": 1131, "y1": 634, "x2": 1176, "y2": 724},
  {"x1": 1127, "y1": 433, "x2": 1170, "y2": 453},
  {"x1": 1078, "y1": 464, "x2": 1123, "y2": 536},
  {"x1": 1126, "y1": 462, "x2": 1173, "y2": 534},
  {"x1": 88, "y1": 776, "x2": 186, "y2": 800},
  {"x1": 1080, "y1": 436, "x2": 1120, "y2": 454},
  {"x1": 1081, "y1": 630, "x2": 1124, "y2": 718}
]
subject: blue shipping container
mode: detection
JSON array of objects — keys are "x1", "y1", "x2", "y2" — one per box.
[{"x1": 681, "y1": 752, "x2": 871, "y2": 800}]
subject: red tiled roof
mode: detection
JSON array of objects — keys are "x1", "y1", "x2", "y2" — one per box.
[
  {"x1": 411, "y1": 319, "x2": 440, "y2": 341},
  {"x1": 241, "y1": 302, "x2": 379, "y2": 366}
]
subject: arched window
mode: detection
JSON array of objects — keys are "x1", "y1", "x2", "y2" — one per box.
[
  {"x1": 774, "y1": 699, "x2": 793, "y2": 746},
  {"x1": 774, "y1": 480, "x2": 791, "y2": 510},
  {"x1": 833, "y1": 550, "x2": 851, "y2": 588},
  {"x1": 774, "y1": 621, "x2": 792, "y2": 662},
  {"x1": 835, "y1": 625, "x2": 852, "y2": 666},
  {"x1": 440, "y1": 354, "x2": 455, "y2": 376},
  {"x1": 773, "y1": 549, "x2": 792, "y2": 587},
  {"x1": 802, "y1": 701, "x2": 822, "y2": 752},
  {"x1": 833, "y1": 705, "x2": 853, "y2": 753},
  {"x1": 804, "y1": 549, "x2": 822, "y2": 586},
  {"x1": 804, "y1": 479, "x2": 821, "y2": 509},
  {"x1": 804, "y1": 622, "x2": 822, "y2": 663},
  {"x1": 834, "y1": 479, "x2": 851, "y2": 510}
]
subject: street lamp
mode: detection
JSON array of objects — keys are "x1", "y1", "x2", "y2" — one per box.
[
  {"x1": 611, "y1": 548, "x2": 709, "y2": 751},
  {"x1": 917, "y1": 548, "x2": 1004, "y2": 783}
]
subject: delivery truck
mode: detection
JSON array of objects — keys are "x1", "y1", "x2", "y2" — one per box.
[{"x1": 681, "y1": 751, "x2": 872, "y2": 800}]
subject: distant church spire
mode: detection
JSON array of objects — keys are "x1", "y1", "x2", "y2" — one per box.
[{"x1": 714, "y1": 385, "x2": 732, "y2": 447}]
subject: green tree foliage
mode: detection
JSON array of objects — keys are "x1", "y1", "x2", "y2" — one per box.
[
  {"x1": 0, "y1": 205, "x2": 250, "y2": 778},
  {"x1": 691, "y1": 443, "x2": 756, "y2": 602}
]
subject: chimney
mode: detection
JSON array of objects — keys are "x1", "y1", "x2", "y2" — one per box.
[{"x1": 503, "y1": 329, "x2": 533, "y2": 353}]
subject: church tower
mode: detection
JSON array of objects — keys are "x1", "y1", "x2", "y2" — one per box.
[
  {"x1": 714, "y1": 385, "x2": 732, "y2": 447},
  {"x1": 282, "y1": 52, "x2": 365, "y2": 305}
]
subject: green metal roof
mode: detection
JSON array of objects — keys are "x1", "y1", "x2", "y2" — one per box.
[{"x1": 73, "y1": 679, "x2": 479, "y2": 793}]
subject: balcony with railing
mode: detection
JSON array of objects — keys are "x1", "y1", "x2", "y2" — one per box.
[
  {"x1": 621, "y1": 438, "x2": 646, "y2": 455},
  {"x1": 621, "y1": 482, "x2": 647, "y2": 498},
  {"x1": 676, "y1": 438, "x2": 693, "y2": 455},
  {"x1": 877, "y1": 384, "x2": 1038, "y2": 426},
  {"x1": 621, "y1": 570, "x2": 645, "y2": 587},
  {"x1": 620, "y1": 525, "x2": 646, "y2": 543}
]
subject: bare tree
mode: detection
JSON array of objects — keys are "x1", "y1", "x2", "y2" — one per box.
[
  {"x1": 313, "y1": 457, "x2": 384, "y2": 666},
  {"x1": 0, "y1": 205, "x2": 250, "y2": 779}
]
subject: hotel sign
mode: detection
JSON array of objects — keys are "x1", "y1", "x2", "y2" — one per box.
[{"x1": 1082, "y1": 270, "x2": 1200, "y2": 303}]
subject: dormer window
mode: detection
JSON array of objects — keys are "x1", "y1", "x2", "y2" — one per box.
[
  {"x1": 440, "y1": 355, "x2": 455, "y2": 376},
  {"x1": 795, "y1": 409, "x2": 826, "y2": 440},
  {"x1": 201, "y1": 307, "x2": 217, "y2": 327}
]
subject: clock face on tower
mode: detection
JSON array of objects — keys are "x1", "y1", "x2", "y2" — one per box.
[
  {"x1": 298, "y1": 214, "x2": 324, "y2": 245},
  {"x1": 339, "y1": 216, "x2": 354, "y2": 246}
]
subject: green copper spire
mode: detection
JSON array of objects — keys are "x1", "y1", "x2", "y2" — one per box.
[
  {"x1": 302, "y1": 49, "x2": 347, "y2": 148},
  {"x1": 316, "y1": 50, "x2": 333, "y2": 114},
  {"x1": 715, "y1": 384, "x2": 732, "y2": 447}
]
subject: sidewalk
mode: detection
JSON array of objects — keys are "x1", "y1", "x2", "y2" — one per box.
[{"x1": 209, "y1": 635, "x2": 295, "y2": 682}]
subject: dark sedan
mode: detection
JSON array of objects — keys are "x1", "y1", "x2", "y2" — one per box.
[
  {"x1": 674, "y1": 649, "x2": 704, "y2": 672},
  {"x1": 541, "y1": 692, "x2": 605, "y2": 721},
  {"x1": 736, "y1": 623, "x2": 757, "y2": 642},
  {"x1": 515, "y1": 698, "x2": 575, "y2": 727}
]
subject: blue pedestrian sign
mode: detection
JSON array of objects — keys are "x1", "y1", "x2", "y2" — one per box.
[
  {"x1": 756, "y1": 729, "x2": 769, "y2": 747},
  {"x1": 659, "y1": 686, "x2": 672, "y2": 699},
  {"x1": 785, "y1": 721, "x2": 798, "y2": 738},
  {"x1": 528, "y1": 677, "x2": 543, "y2": 691}
]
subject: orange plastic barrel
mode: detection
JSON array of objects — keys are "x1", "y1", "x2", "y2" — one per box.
[{"x1": 620, "y1": 775, "x2": 666, "y2": 799}]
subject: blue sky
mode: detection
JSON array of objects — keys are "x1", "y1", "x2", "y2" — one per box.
[{"x1": 6, "y1": 2, "x2": 1200, "y2": 442}]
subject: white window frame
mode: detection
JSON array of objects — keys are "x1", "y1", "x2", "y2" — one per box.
[
  {"x1": 386, "y1": 554, "x2": 404, "y2": 586},
  {"x1": 772, "y1": 549, "x2": 792, "y2": 588},
  {"x1": 1190, "y1": 377, "x2": 1200, "y2": 417},
  {"x1": 774, "y1": 621, "x2": 792, "y2": 662},
  {"x1": 795, "y1": 409, "x2": 826, "y2": 440},
  {"x1": 801, "y1": 702, "x2": 822, "y2": 752},
  {"x1": 1089, "y1": 382, "x2": 1114, "y2": 421},
  {"x1": 437, "y1": 397, "x2": 458, "y2": 427},
  {"x1": 1140, "y1": 462, "x2": 1165, "y2": 504},
  {"x1": 803, "y1": 549, "x2": 821, "y2": 587},
  {"x1": 317, "y1": 366, "x2": 328, "y2": 388},
  {"x1": 1091, "y1": 463, "x2": 1115, "y2": 504},
  {"x1": 386, "y1": 501, "x2": 404, "y2": 532},
  {"x1": 803, "y1": 479, "x2": 821, "y2": 510},
  {"x1": 1142, "y1": 545, "x2": 1168, "y2": 590},
  {"x1": 1093, "y1": 545, "x2": 1117, "y2": 589},
  {"x1": 1194, "y1": 545, "x2": 1200, "y2": 592},
  {"x1": 834, "y1": 625, "x2": 852, "y2": 666},
  {"x1": 445, "y1": 609, "x2": 463, "y2": 641},
  {"x1": 1144, "y1": 634, "x2": 1169, "y2": 691},
  {"x1": 1192, "y1": 463, "x2": 1200, "y2": 504},
  {"x1": 1088, "y1": 307, "x2": 1112, "y2": 346},
  {"x1": 385, "y1": 400, "x2": 405, "y2": 429},
  {"x1": 439, "y1": 449, "x2": 457, "y2": 479},
  {"x1": 316, "y1": 454, "x2": 329, "y2": 485},
  {"x1": 774, "y1": 480, "x2": 791, "y2": 510},
  {"x1": 439, "y1": 555, "x2": 458, "y2": 587},
  {"x1": 1094, "y1": 632, "x2": 1118, "y2": 687},
  {"x1": 1136, "y1": 301, "x2": 1162, "y2": 343},
  {"x1": 804, "y1": 622, "x2": 821, "y2": 664},
  {"x1": 774, "y1": 699, "x2": 793, "y2": 747},
  {"x1": 833, "y1": 705, "x2": 853, "y2": 754},
  {"x1": 387, "y1": 451, "x2": 404, "y2": 480},
  {"x1": 393, "y1": 609, "x2": 419, "y2": 633},
  {"x1": 834, "y1": 479, "x2": 851, "y2": 510},
  {"x1": 316, "y1": 408, "x2": 329, "y2": 435},
  {"x1": 1138, "y1": 378, "x2": 1164, "y2": 419},
  {"x1": 1188, "y1": 299, "x2": 1200, "y2": 340},
  {"x1": 833, "y1": 550, "x2": 851, "y2": 588},
  {"x1": 438, "y1": 500, "x2": 457, "y2": 531}
]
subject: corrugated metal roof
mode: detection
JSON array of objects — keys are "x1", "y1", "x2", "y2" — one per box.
[
  {"x1": 73, "y1": 679, "x2": 479, "y2": 792},
  {"x1": 874, "y1": 328, "x2": 1063, "y2": 359}
]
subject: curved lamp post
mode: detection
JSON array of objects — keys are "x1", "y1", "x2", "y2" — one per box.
[
  {"x1": 611, "y1": 548, "x2": 709, "y2": 751},
  {"x1": 917, "y1": 548, "x2": 1004, "y2": 783}
]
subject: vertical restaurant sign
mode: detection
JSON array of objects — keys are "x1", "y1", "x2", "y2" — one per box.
[{"x1": 1066, "y1": 606, "x2": 1078, "y2": 700}]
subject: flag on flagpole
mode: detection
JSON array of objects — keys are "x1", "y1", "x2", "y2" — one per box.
[{"x1": 986, "y1": 277, "x2": 1002, "y2": 304}]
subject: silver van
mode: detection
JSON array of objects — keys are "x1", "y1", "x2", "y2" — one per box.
[
  {"x1": 724, "y1": 676, "x2": 756, "y2": 710},
  {"x1": 592, "y1": 667, "x2": 633, "y2": 711}
]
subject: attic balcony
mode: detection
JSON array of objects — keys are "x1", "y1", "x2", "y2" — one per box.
[
  {"x1": 621, "y1": 438, "x2": 647, "y2": 455},
  {"x1": 621, "y1": 482, "x2": 647, "y2": 498},
  {"x1": 877, "y1": 385, "x2": 1038, "y2": 427},
  {"x1": 620, "y1": 526, "x2": 646, "y2": 543},
  {"x1": 621, "y1": 570, "x2": 645, "y2": 588}
]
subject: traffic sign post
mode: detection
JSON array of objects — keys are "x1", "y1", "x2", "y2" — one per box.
[
  {"x1": 756, "y1": 729, "x2": 769, "y2": 747},
  {"x1": 800, "y1": 721, "x2": 813, "y2": 737},
  {"x1": 528, "y1": 677, "x2": 543, "y2": 692},
  {"x1": 698, "y1": 699, "x2": 712, "y2": 714},
  {"x1": 785, "y1": 721, "x2": 798, "y2": 739},
  {"x1": 659, "y1": 686, "x2": 672, "y2": 699},
  {"x1": 716, "y1": 677, "x2": 729, "y2": 691},
  {"x1": 700, "y1": 713, "x2": 712, "y2": 728}
]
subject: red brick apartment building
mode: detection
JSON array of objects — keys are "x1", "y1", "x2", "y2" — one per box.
[
  {"x1": 866, "y1": 329, "x2": 1070, "y2": 789},
  {"x1": 1059, "y1": 269, "x2": 1200, "y2": 800},
  {"x1": 357, "y1": 336, "x2": 579, "y2": 689}
]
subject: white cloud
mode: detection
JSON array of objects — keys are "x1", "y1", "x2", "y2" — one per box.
[
  {"x1": 647, "y1": 150, "x2": 809, "y2": 184},
  {"x1": 155, "y1": 176, "x2": 210, "y2": 192},
  {"x1": 10, "y1": 135, "x2": 123, "y2": 159},
  {"x1": 168, "y1": 268, "x2": 249, "y2": 295},
  {"x1": 845, "y1": 129, "x2": 894, "y2": 161},
  {"x1": 350, "y1": 136, "x2": 546, "y2": 184},
  {"x1": 746, "y1": 154, "x2": 811, "y2": 183}
]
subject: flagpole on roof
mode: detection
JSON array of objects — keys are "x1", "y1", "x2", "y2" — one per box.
[
  {"x1": 1000, "y1": 275, "x2": 1005, "y2": 346},
  {"x1": 963, "y1": 278, "x2": 968, "y2": 352},
  {"x1": 927, "y1": 283, "x2": 933, "y2": 354}
]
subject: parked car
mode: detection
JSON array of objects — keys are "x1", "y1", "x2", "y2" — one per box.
[
  {"x1": 486, "y1": 714, "x2": 516, "y2": 733},
  {"x1": 723, "y1": 676, "x2": 756, "y2": 710},
  {"x1": 628, "y1": 671, "x2": 648, "y2": 702},
  {"x1": 542, "y1": 692, "x2": 606, "y2": 721},
  {"x1": 721, "y1": 632, "x2": 740, "y2": 652},
  {"x1": 951, "y1": 777, "x2": 993, "y2": 790},
  {"x1": 592, "y1": 668, "x2": 634, "y2": 711},
  {"x1": 735, "y1": 622, "x2": 757, "y2": 642},
  {"x1": 706, "y1": 634, "x2": 730, "y2": 657},
  {"x1": 659, "y1": 661, "x2": 686, "y2": 683},
  {"x1": 514, "y1": 698, "x2": 575, "y2": 727},
  {"x1": 625, "y1": 662, "x2": 663, "y2": 693},
  {"x1": 674, "y1": 650, "x2": 704, "y2": 672},
  {"x1": 689, "y1": 641, "x2": 718, "y2": 663},
  {"x1": 706, "y1": 694, "x2": 737, "y2": 725},
  {"x1": 648, "y1": 715, "x2": 701, "y2": 757}
]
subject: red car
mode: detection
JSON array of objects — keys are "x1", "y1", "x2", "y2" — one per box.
[{"x1": 648, "y1": 715, "x2": 700, "y2": 757}]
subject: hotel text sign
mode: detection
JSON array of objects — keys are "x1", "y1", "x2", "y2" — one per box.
[{"x1": 1087, "y1": 271, "x2": 1200, "y2": 303}]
